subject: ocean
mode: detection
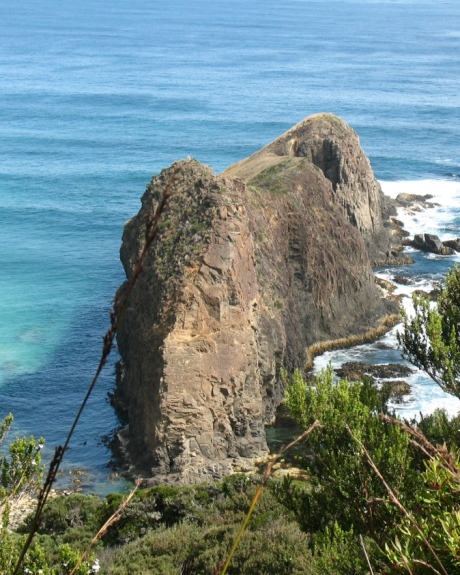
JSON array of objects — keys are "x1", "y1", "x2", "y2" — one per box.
[{"x1": 1, "y1": 0, "x2": 459, "y2": 492}]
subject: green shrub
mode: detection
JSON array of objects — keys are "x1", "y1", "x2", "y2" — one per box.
[
  {"x1": 312, "y1": 523, "x2": 376, "y2": 575},
  {"x1": 415, "y1": 408, "x2": 460, "y2": 449},
  {"x1": 385, "y1": 452, "x2": 460, "y2": 574},
  {"x1": 281, "y1": 366, "x2": 418, "y2": 540},
  {"x1": 398, "y1": 265, "x2": 460, "y2": 399},
  {"x1": 100, "y1": 517, "x2": 313, "y2": 575},
  {"x1": 0, "y1": 530, "x2": 52, "y2": 575},
  {"x1": 22, "y1": 494, "x2": 102, "y2": 536}
]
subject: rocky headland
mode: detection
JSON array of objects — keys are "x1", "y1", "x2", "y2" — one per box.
[{"x1": 114, "y1": 113, "x2": 406, "y2": 484}]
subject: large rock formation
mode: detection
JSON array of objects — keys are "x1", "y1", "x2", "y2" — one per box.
[
  {"x1": 224, "y1": 113, "x2": 405, "y2": 265},
  {"x1": 115, "y1": 113, "x2": 402, "y2": 484}
]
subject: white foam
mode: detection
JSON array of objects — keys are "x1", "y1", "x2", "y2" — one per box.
[
  {"x1": 379, "y1": 180, "x2": 460, "y2": 239},
  {"x1": 314, "y1": 348, "x2": 460, "y2": 420},
  {"x1": 391, "y1": 368, "x2": 460, "y2": 419},
  {"x1": 312, "y1": 179, "x2": 460, "y2": 418},
  {"x1": 377, "y1": 276, "x2": 431, "y2": 297}
]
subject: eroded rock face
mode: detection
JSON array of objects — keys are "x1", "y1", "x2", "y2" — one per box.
[
  {"x1": 224, "y1": 113, "x2": 404, "y2": 265},
  {"x1": 115, "y1": 114, "x2": 400, "y2": 484}
]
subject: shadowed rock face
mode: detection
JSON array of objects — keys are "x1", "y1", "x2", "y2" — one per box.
[{"x1": 115, "y1": 114, "x2": 400, "y2": 484}]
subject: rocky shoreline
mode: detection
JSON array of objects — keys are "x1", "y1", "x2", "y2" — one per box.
[{"x1": 389, "y1": 191, "x2": 460, "y2": 257}]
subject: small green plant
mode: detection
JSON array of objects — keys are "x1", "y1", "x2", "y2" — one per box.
[
  {"x1": 58, "y1": 543, "x2": 98, "y2": 575},
  {"x1": 0, "y1": 413, "x2": 44, "y2": 522},
  {"x1": 377, "y1": 420, "x2": 460, "y2": 575},
  {"x1": 312, "y1": 523, "x2": 372, "y2": 575},
  {"x1": 0, "y1": 531, "x2": 52, "y2": 575},
  {"x1": 0, "y1": 412, "x2": 50, "y2": 575}
]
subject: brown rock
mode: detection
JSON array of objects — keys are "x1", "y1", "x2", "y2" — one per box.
[
  {"x1": 381, "y1": 380, "x2": 412, "y2": 403},
  {"x1": 395, "y1": 193, "x2": 434, "y2": 207},
  {"x1": 115, "y1": 114, "x2": 400, "y2": 484},
  {"x1": 335, "y1": 362, "x2": 414, "y2": 381}
]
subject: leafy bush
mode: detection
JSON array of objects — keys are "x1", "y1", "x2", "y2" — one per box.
[
  {"x1": 23, "y1": 494, "x2": 102, "y2": 536},
  {"x1": 398, "y1": 265, "x2": 460, "y2": 399},
  {"x1": 312, "y1": 523, "x2": 377, "y2": 575},
  {"x1": 281, "y1": 367, "x2": 418, "y2": 541},
  {"x1": 0, "y1": 529, "x2": 53, "y2": 575},
  {"x1": 0, "y1": 413, "x2": 44, "y2": 519},
  {"x1": 100, "y1": 516, "x2": 313, "y2": 575},
  {"x1": 384, "y1": 448, "x2": 460, "y2": 574},
  {"x1": 415, "y1": 408, "x2": 460, "y2": 449}
]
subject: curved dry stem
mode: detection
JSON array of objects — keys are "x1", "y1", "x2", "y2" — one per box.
[
  {"x1": 13, "y1": 168, "x2": 181, "y2": 575},
  {"x1": 217, "y1": 420, "x2": 321, "y2": 575},
  {"x1": 346, "y1": 425, "x2": 449, "y2": 575},
  {"x1": 69, "y1": 480, "x2": 141, "y2": 575},
  {"x1": 305, "y1": 314, "x2": 400, "y2": 371}
]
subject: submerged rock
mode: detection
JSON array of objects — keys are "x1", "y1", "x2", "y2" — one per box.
[
  {"x1": 381, "y1": 380, "x2": 412, "y2": 403},
  {"x1": 335, "y1": 363, "x2": 413, "y2": 403},
  {"x1": 335, "y1": 362, "x2": 414, "y2": 381},
  {"x1": 115, "y1": 113, "x2": 402, "y2": 484},
  {"x1": 395, "y1": 193, "x2": 434, "y2": 208},
  {"x1": 392, "y1": 275, "x2": 412, "y2": 285}
]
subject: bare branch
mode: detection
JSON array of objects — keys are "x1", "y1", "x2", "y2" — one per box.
[
  {"x1": 13, "y1": 167, "x2": 181, "y2": 575},
  {"x1": 346, "y1": 425, "x2": 449, "y2": 575}
]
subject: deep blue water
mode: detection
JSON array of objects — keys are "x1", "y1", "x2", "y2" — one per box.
[{"x1": 1, "y1": 0, "x2": 459, "y2": 492}]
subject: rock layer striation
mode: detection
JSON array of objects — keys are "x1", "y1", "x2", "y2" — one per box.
[{"x1": 115, "y1": 114, "x2": 401, "y2": 483}]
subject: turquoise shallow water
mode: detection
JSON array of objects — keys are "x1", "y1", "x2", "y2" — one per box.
[{"x1": 0, "y1": 0, "x2": 459, "y2": 491}]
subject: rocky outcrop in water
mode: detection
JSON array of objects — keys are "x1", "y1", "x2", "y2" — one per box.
[
  {"x1": 411, "y1": 233, "x2": 454, "y2": 255},
  {"x1": 442, "y1": 238, "x2": 460, "y2": 252},
  {"x1": 115, "y1": 113, "x2": 401, "y2": 484},
  {"x1": 395, "y1": 193, "x2": 436, "y2": 211},
  {"x1": 334, "y1": 362, "x2": 413, "y2": 403}
]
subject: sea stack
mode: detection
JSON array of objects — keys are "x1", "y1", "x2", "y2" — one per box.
[{"x1": 115, "y1": 113, "x2": 402, "y2": 484}]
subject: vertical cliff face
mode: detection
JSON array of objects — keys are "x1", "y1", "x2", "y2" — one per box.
[
  {"x1": 117, "y1": 164, "x2": 268, "y2": 483},
  {"x1": 115, "y1": 114, "x2": 399, "y2": 483}
]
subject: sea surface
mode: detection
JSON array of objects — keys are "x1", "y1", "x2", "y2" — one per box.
[{"x1": 0, "y1": 0, "x2": 459, "y2": 493}]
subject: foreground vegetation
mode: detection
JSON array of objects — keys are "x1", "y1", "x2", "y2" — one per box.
[
  {"x1": 3, "y1": 267, "x2": 460, "y2": 574},
  {"x1": 2, "y1": 370, "x2": 460, "y2": 574}
]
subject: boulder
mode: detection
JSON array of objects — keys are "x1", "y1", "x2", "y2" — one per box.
[
  {"x1": 381, "y1": 380, "x2": 412, "y2": 403},
  {"x1": 335, "y1": 362, "x2": 414, "y2": 381},
  {"x1": 392, "y1": 275, "x2": 412, "y2": 285},
  {"x1": 395, "y1": 193, "x2": 434, "y2": 207},
  {"x1": 411, "y1": 233, "x2": 454, "y2": 255},
  {"x1": 443, "y1": 238, "x2": 460, "y2": 252}
]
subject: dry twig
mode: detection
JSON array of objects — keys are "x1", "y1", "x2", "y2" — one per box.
[
  {"x1": 217, "y1": 420, "x2": 322, "y2": 575},
  {"x1": 346, "y1": 425, "x2": 448, "y2": 575},
  {"x1": 13, "y1": 168, "x2": 181, "y2": 575},
  {"x1": 69, "y1": 479, "x2": 142, "y2": 575}
]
